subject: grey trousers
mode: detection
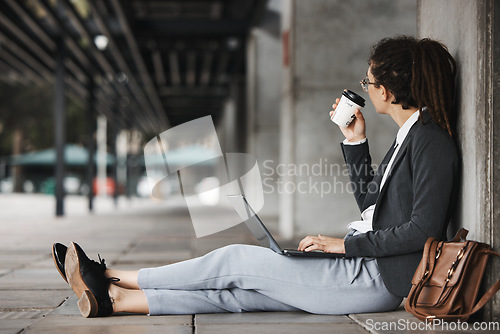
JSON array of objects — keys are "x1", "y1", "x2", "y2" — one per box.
[{"x1": 137, "y1": 244, "x2": 402, "y2": 315}]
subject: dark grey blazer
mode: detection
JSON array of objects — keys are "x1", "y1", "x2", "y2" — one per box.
[{"x1": 341, "y1": 112, "x2": 460, "y2": 297}]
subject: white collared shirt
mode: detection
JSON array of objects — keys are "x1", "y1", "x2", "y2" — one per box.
[{"x1": 347, "y1": 110, "x2": 420, "y2": 235}]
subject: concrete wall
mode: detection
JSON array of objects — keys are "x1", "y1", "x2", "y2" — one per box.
[
  {"x1": 280, "y1": 0, "x2": 417, "y2": 238},
  {"x1": 418, "y1": 0, "x2": 499, "y2": 321}
]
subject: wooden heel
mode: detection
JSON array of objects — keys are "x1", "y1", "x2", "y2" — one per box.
[
  {"x1": 65, "y1": 243, "x2": 91, "y2": 299},
  {"x1": 78, "y1": 290, "x2": 98, "y2": 318}
]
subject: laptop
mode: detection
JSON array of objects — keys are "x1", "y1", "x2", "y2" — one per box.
[{"x1": 226, "y1": 194, "x2": 345, "y2": 258}]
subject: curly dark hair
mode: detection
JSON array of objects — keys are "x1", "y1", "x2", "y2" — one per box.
[{"x1": 369, "y1": 36, "x2": 457, "y2": 136}]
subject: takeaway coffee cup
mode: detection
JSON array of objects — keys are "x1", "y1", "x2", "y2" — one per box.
[{"x1": 331, "y1": 90, "x2": 365, "y2": 128}]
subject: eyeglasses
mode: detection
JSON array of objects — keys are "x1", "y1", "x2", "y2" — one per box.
[{"x1": 360, "y1": 77, "x2": 376, "y2": 92}]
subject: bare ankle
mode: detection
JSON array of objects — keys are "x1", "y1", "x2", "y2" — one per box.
[
  {"x1": 108, "y1": 284, "x2": 122, "y2": 313},
  {"x1": 107, "y1": 285, "x2": 149, "y2": 314}
]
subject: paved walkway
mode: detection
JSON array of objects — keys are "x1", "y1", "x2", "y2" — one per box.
[{"x1": 0, "y1": 194, "x2": 495, "y2": 333}]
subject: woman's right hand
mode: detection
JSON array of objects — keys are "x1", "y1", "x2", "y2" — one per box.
[{"x1": 330, "y1": 98, "x2": 366, "y2": 142}]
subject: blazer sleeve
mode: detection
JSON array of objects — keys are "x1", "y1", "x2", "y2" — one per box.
[
  {"x1": 340, "y1": 141, "x2": 374, "y2": 212},
  {"x1": 344, "y1": 129, "x2": 459, "y2": 258}
]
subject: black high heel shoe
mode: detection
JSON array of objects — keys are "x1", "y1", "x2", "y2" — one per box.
[
  {"x1": 52, "y1": 242, "x2": 108, "y2": 284},
  {"x1": 65, "y1": 242, "x2": 119, "y2": 317}
]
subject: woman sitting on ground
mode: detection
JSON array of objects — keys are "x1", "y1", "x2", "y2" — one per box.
[{"x1": 52, "y1": 35, "x2": 459, "y2": 317}]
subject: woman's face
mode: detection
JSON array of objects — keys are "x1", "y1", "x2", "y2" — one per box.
[{"x1": 367, "y1": 66, "x2": 387, "y2": 115}]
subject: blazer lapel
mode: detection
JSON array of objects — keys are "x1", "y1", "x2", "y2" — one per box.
[
  {"x1": 375, "y1": 129, "x2": 413, "y2": 203},
  {"x1": 377, "y1": 112, "x2": 428, "y2": 203},
  {"x1": 361, "y1": 139, "x2": 397, "y2": 211}
]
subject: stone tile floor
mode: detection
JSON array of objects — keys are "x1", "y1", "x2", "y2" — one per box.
[{"x1": 0, "y1": 194, "x2": 495, "y2": 333}]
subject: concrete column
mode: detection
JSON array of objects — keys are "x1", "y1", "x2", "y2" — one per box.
[
  {"x1": 219, "y1": 79, "x2": 246, "y2": 153},
  {"x1": 110, "y1": 108, "x2": 119, "y2": 205},
  {"x1": 96, "y1": 115, "x2": 107, "y2": 197},
  {"x1": 116, "y1": 130, "x2": 128, "y2": 198},
  {"x1": 54, "y1": 34, "x2": 66, "y2": 216},
  {"x1": 86, "y1": 75, "x2": 96, "y2": 212},
  {"x1": 492, "y1": 2, "x2": 500, "y2": 321},
  {"x1": 280, "y1": 0, "x2": 417, "y2": 238},
  {"x1": 246, "y1": 0, "x2": 282, "y2": 222},
  {"x1": 418, "y1": 0, "x2": 499, "y2": 322},
  {"x1": 126, "y1": 129, "x2": 142, "y2": 197},
  {"x1": 280, "y1": 0, "x2": 295, "y2": 239}
]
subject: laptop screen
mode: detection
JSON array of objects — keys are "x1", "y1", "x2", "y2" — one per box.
[{"x1": 226, "y1": 194, "x2": 282, "y2": 254}]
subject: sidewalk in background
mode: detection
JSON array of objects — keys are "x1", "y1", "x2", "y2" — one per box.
[{"x1": 0, "y1": 194, "x2": 494, "y2": 333}]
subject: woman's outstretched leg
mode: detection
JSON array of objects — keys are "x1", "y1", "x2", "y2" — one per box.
[
  {"x1": 64, "y1": 242, "x2": 401, "y2": 316},
  {"x1": 137, "y1": 244, "x2": 402, "y2": 315}
]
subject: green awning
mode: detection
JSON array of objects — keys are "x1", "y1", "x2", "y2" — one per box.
[
  {"x1": 10, "y1": 145, "x2": 115, "y2": 166},
  {"x1": 143, "y1": 144, "x2": 219, "y2": 167}
]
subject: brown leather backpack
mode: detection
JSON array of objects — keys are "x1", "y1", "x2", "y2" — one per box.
[{"x1": 405, "y1": 228, "x2": 500, "y2": 321}]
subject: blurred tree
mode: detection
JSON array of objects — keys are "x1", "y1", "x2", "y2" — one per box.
[
  {"x1": 0, "y1": 82, "x2": 53, "y2": 156},
  {"x1": 0, "y1": 82, "x2": 86, "y2": 155},
  {"x1": 0, "y1": 81, "x2": 86, "y2": 190}
]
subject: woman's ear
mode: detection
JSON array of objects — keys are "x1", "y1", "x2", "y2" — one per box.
[{"x1": 379, "y1": 85, "x2": 392, "y2": 102}]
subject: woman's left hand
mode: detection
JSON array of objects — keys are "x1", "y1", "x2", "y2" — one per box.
[{"x1": 298, "y1": 235, "x2": 346, "y2": 254}]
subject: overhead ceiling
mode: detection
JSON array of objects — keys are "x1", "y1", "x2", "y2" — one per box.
[{"x1": 0, "y1": 0, "x2": 267, "y2": 133}]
